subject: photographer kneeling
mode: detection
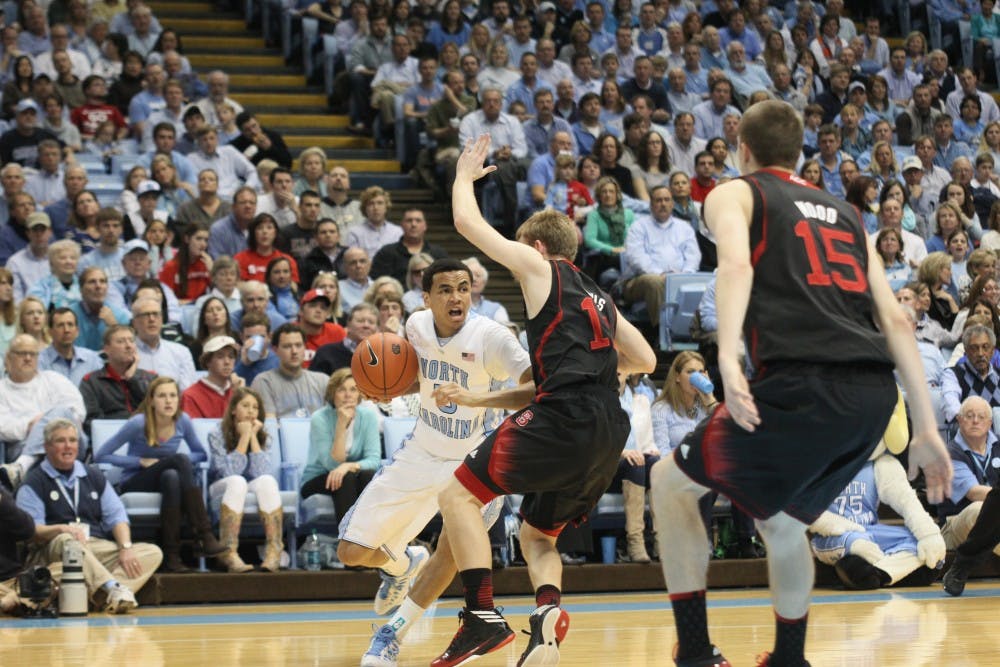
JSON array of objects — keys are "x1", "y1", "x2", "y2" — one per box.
[{"x1": 14, "y1": 419, "x2": 162, "y2": 613}]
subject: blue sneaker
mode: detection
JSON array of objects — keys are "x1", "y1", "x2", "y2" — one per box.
[
  {"x1": 374, "y1": 545, "x2": 429, "y2": 615},
  {"x1": 360, "y1": 624, "x2": 400, "y2": 667}
]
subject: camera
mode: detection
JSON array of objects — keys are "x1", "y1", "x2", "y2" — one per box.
[{"x1": 15, "y1": 566, "x2": 58, "y2": 618}]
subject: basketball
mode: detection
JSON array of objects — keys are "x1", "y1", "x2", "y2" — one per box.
[{"x1": 350, "y1": 332, "x2": 419, "y2": 401}]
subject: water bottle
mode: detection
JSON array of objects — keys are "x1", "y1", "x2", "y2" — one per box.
[
  {"x1": 58, "y1": 539, "x2": 88, "y2": 616},
  {"x1": 302, "y1": 530, "x2": 322, "y2": 571},
  {"x1": 690, "y1": 372, "x2": 714, "y2": 396},
  {"x1": 246, "y1": 335, "x2": 267, "y2": 362}
]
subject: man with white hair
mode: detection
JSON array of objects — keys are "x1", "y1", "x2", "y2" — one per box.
[
  {"x1": 127, "y1": 4, "x2": 161, "y2": 57},
  {"x1": 0, "y1": 335, "x2": 86, "y2": 492},
  {"x1": 195, "y1": 70, "x2": 245, "y2": 127},
  {"x1": 131, "y1": 297, "x2": 197, "y2": 391},
  {"x1": 229, "y1": 280, "x2": 289, "y2": 332}
]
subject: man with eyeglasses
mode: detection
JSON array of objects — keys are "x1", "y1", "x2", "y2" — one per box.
[
  {"x1": 0, "y1": 335, "x2": 86, "y2": 492},
  {"x1": 131, "y1": 297, "x2": 197, "y2": 391},
  {"x1": 941, "y1": 324, "x2": 1000, "y2": 423},
  {"x1": 936, "y1": 396, "x2": 1000, "y2": 595},
  {"x1": 371, "y1": 209, "x2": 447, "y2": 285}
]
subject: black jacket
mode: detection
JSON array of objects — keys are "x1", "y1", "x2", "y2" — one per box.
[
  {"x1": 0, "y1": 488, "x2": 34, "y2": 579},
  {"x1": 79, "y1": 366, "x2": 157, "y2": 435}
]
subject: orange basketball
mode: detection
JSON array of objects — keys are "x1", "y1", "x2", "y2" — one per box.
[{"x1": 350, "y1": 332, "x2": 419, "y2": 401}]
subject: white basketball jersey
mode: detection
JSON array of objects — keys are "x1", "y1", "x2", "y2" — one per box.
[{"x1": 406, "y1": 310, "x2": 531, "y2": 459}]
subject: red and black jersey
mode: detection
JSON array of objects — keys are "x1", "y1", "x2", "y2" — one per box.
[
  {"x1": 525, "y1": 260, "x2": 619, "y2": 396},
  {"x1": 730, "y1": 168, "x2": 891, "y2": 369}
]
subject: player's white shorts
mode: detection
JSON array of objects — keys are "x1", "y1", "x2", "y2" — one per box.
[{"x1": 338, "y1": 442, "x2": 503, "y2": 561}]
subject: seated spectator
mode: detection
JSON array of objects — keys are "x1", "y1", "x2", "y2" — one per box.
[
  {"x1": 189, "y1": 296, "x2": 239, "y2": 368},
  {"x1": 39, "y1": 308, "x2": 103, "y2": 386},
  {"x1": 311, "y1": 303, "x2": 378, "y2": 375},
  {"x1": 293, "y1": 148, "x2": 327, "y2": 198},
  {"x1": 319, "y1": 166, "x2": 364, "y2": 238},
  {"x1": 131, "y1": 296, "x2": 197, "y2": 390},
  {"x1": 937, "y1": 396, "x2": 1000, "y2": 551},
  {"x1": 544, "y1": 153, "x2": 594, "y2": 219},
  {"x1": 207, "y1": 388, "x2": 283, "y2": 572},
  {"x1": 873, "y1": 198, "x2": 927, "y2": 271},
  {"x1": 77, "y1": 208, "x2": 127, "y2": 282},
  {"x1": 446, "y1": 256, "x2": 508, "y2": 326},
  {"x1": 234, "y1": 312, "x2": 278, "y2": 385},
  {"x1": 215, "y1": 102, "x2": 240, "y2": 144},
  {"x1": 265, "y1": 256, "x2": 300, "y2": 321},
  {"x1": 188, "y1": 127, "x2": 260, "y2": 200},
  {"x1": 137, "y1": 122, "x2": 198, "y2": 186},
  {"x1": 0, "y1": 100, "x2": 61, "y2": 169},
  {"x1": 299, "y1": 289, "x2": 347, "y2": 367},
  {"x1": 0, "y1": 485, "x2": 35, "y2": 615},
  {"x1": 105, "y1": 239, "x2": 179, "y2": 321},
  {"x1": 400, "y1": 56, "x2": 443, "y2": 172},
  {"x1": 877, "y1": 47, "x2": 922, "y2": 107},
  {"x1": 255, "y1": 167, "x2": 299, "y2": 229},
  {"x1": 622, "y1": 185, "x2": 701, "y2": 328},
  {"x1": 95, "y1": 377, "x2": 225, "y2": 572},
  {"x1": 234, "y1": 213, "x2": 300, "y2": 284},
  {"x1": 374, "y1": 292, "x2": 405, "y2": 335},
  {"x1": 230, "y1": 280, "x2": 288, "y2": 333},
  {"x1": 690, "y1": 150, "x2": 717, "y2": 203},
  {"x1": 51, "y1": 50, "x2": 85, "y2": 110},
  {"x1": 942, "y1": 323, "x2": 1000, "y2": 423},
  {"x1": 192, "y1": 256, "x2": 241, "y2": 318},
  {"x1": 150, "y1": 155, "x2": 194, "y2": 218},
  {"x1": 897, "y1": 86, "x2": 943, "y2": 147},
  {"x1": 595, "y1": 133, "x2": 639, "y2": 198},
  {"x1": 176, "y1": 169, "x2": 231, "y2": 229},
  {"x1": 209, "y1": 187, "x2": 257, "y2": 259},
  {"x1": 40, "y1": 95, "x2": 82, "y2": 153},
  {"x1": 301, "y1": 368, "x2": 380, "y2": 520},
  {"x1": 724, "y1": 40, "x2": 772, "y2": 101},
  {"x1": 402, "y1": 253, "x2": 433, "y2": 313},
  {"x1": 8, "y1": 211, "x2": 53, "y2": 301},
  {"x1": 25, "y1": 141, "x2": 65, "y2": 210},
  {"x1": 933, "y1": 115, "x2": 973, "y2": 172},
  {"x1": 371, "y1": 208, "x2": 447, "y2": 286},
  {"x1": 338, "y1": 247, "x2": 374, "y2": 311},
  {"x1": 195, "y1": 70, "x2": 245, "y2": 128},
  {"x1": 71, "y1": 267, "x2": 131, "y2": 351},
  {"x1": 612, "y1": 372, "x2": 660, "y2": 562},
  {"x1": 251, "y1": 323, "x2": 329, "y2": 418},
  {"x1": 946, "y1": 67, "x2": 1000, "y2": 125},
  {"x1": 16, "y1": 297, "x2": 53, "y2": 348},
  {"x1": 347, "y1": 186, "x2": 404, "y2": 260},
  {"x1": 159, "y1": 222, "x2": 211, "y2": 304},
  {"x1": 277, "y1": 190, "x2": 323, "y2": 266},
  {"x1": 873, "y1": 228, "x2": 912, "y2": 287},
  {"x1": 79, "y1": 324, "x2": 156, "y2": 434},
  {"x1": 230, "y1": 111, "x2": 292, "y2": 168},
  {"x1": 126, "y1": 4, "x2": 161, "y2": 57},
  {"x1": 0, "y1": 335, "x2": 86, "y2": 492},
  {"x1": 298, "y1": 219, "x2": 346, "y2": 291},
  {"x1": 17, "y1": 418, "x2": 162, "y2": 612},
  {"x1": 584, "y1": 176, "x2": 635, "y2": 287},
  {"x1": 181, "y1": 335, "x2": 240, "y2": 419}
]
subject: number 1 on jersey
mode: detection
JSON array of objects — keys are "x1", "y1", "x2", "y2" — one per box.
[
  {"x1": 581, "y1": 297, "x2": 611, "y2": 350},
  {"x1": 793, "y1": 220, "x2": 867, "y2": 293}
]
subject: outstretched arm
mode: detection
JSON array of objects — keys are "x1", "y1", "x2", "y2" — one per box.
[{"x1": 452, "y1": 136, "x2": 551, "y2": 300}]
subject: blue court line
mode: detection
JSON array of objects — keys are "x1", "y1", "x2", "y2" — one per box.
[{"x1": 4, "y1": 586, "x2": 1000, "y2": 630}]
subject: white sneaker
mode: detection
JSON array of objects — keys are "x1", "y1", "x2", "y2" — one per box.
[
  {"x1": 0, "y1": 463, "x2": 24, "y2": 492},
  {"x1": 373, "y1": 545, "x2": 429, "y2": 616},
  {"x1": 104, "y1": 583, "x2": 138, "y2": 614},
  {"x1": 360, "y1": 623, "x2": 400, "y2": 667}
]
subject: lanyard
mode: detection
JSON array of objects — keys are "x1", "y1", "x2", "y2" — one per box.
[{"x1": 54, "y1": 476, "x2": 80, "y2": 522}]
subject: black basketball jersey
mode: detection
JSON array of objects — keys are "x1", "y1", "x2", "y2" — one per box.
[
  {"x1": 525, "y1": 260, "x2": 620, "y2": 396},
  {"x1": 736, "y1": 169, "x2": 891, "y2": 368}
]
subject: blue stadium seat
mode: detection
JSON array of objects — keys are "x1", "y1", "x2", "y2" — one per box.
[
  {"x1": 382, "y1": 416, "x2": 416, "y2": 464},
  {"x1": 659, "y1": 272, "x2": 714, "y2": 351},
  {"x1": 279, "y1": 417, "x2": 339, "y2": 533}
]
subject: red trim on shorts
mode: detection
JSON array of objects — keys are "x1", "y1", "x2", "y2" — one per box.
[
  {"x1": 486, "y1": 419, "x2": 517, "y2": 492},
  {"x1": 533, "y1": 261, "x2": 564, "y2": 383},
  {"x1": 669, "y1": 590, "x2": 706, "y2": 602},
  {"x1": 747, "y1": 175, "x2": 769, "y2": 266},
  {"x1": 519, "y1": 512, "x2": 566, "y2": 537},
  {"x1": 454, "y1": 463, "x2": 500, "y2": 505},
  {"x1": 700, "y1": 404, "x2": 733, "y2": 483},
  {"x1": 775, "y1": 611, "x2": 808, "y2": 624}
]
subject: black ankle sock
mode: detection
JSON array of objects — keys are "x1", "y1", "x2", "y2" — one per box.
[
  {"x1": 670, "y1": 590, "x2": 711, "y2": 660},
  {"x1": 460, "y1": 568, "x2": 494, "y2": 611},
  {"x1": 535, "y1": 584, "x2": 561, "y2": 607},
  {"x1": 771, "y1": 612, "x2": 808, "y2": 666}
]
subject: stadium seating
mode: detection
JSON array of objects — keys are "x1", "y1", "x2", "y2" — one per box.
[{"x1": 659, "y1": 272, "x2": 714, "y2": 351}]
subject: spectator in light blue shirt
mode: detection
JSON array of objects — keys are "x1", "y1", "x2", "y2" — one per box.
[
  {"x1": 622, "y1": 185, "x2": 701, "y2": 327},
  {"x1": 505, "y1": 53, "x2": 555, "y2": 118},
  {"x1": 72, "y1": 267, "x2": 131, "y2": 351},
  {"x1": 39, "y1": 308, "x2": 103, "y2": 385}
]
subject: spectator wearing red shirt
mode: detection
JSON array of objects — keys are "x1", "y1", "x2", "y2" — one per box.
[
  {"x1": 234, "y1": 212, "x2": 300, "y2": 283},
  {"x1": 182, "y1": 335, "x2": 241, "y2": 418},
  {"x1": 298, "y1": 289, "x2": 346, "y2": 368},
  {"x1": 70, "y1": 75, "x2": 129, "y2": 139},
  {"x1": 690, "y1": 150, "x2": 717, "y2": 203},
  {"x1": 158, "y1": 222, "x2": 212, "y2": 303}
]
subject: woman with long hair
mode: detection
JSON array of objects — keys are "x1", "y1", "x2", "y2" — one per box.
[
  {"x1": 793, "y1": 48, "x2": 824, "y2": 102},
  {"x1": 939, "y1": 181, "x2": 984, "y2": 240},
  {"x1": 599, "y1": 79, "x2": 630, "y2": 137},
  {"x1": 864, "y1": 75, "x2": 901, "y2": 126},
  {"x1": 294, "y1": 147, "x2": 328, "y2": 197},
  {"x1": 190, "y1": 296, "x2": 238, "y2": 368},
  {"x1": 635, "y1": 130, "x2": 672, "y2": 192},
  {"x1": 426, "y1": 0, "x2": 469, "y2": 52},
  {"x1": 476, "y1": 39, "x2": 518, "y2": 90},
  {"x1": 208, "y1": 388, "x2": 284, "y2": 572},
  {"x1": 16, "y1": 296, "x2": 51, "y2": 346},
  {"x1": 760, "y1": 29, "x2": 790, "y2": 72},
  {"x1": 558, "y1": 20, "x2": 598, "y2": 64},
  {"x1": 158, "y1": 222, "x2": 211, "y2": 303},
  {"x1": 670, "y1": 170, "x2": 701, "y2": 227},
  {"x1": 980, "y1": 121, "x2": 1000, "y2": 174},
  {"x1": 151, "y1": 154, "x2": 194, "y2": 218},
  {"x1": 66, "y1": 190, "x2": 102, "y2": 253},
  {"x1": 798, "y1": 158, "x2": 825, "y2": 190},
  {"x1": 402, "y1": 252, "x2": 434, "y2": 314},
  {"x1": 266, "y1": 256, "x2": 300, "y2": 320},
  {"x1": 707, "y1": 136, "x2": 739, "y2": 178},
  {"x1": 845, "y1": 175, "x2": 880, "y2": 233},
  {"x1": 96, "y1": 376, "x2": 226, "y2": 572},
  {"x1": 904, "y1": 30, "x2": 928, "y2": 73},
  {"x1": 918, "y1": 252, "x2": 960, "y2": 329},
  {"x1": 117, "y1": 165, "x2": 148, "y2": 220},
  {"x1": 867, "y1": 140, "x2": 900, "y2": 191},
  {"x1": 301, "y1": 369, "x2": 380, "y2": 521},
  {"x1": 1, "y1": 55, "x2": 34, "y2": 119},
  {"x1": 879, "y1": 180, "x2": 921, "y2": 239},
  {"x1": 0, "y1": 268, "x2": 15, "y2": 358},
  {"x1": 874, "y1": 227, "x2": 911, "y2": 287},
  {"x1": 310, "y1": 271, "x2": 345, "y2": 323},
  {"x1": 460, "y1": 23, "x2": 490, "y2": 64},
  {"x1": 584, "y1": 175, "x2": 634, "y2": 287},
  {"x1": 234, "y1": 213, "x2": 300, "y2": 283},
  {"x1": 594, "y1": 133, "x2": 638, "y2": 198}
]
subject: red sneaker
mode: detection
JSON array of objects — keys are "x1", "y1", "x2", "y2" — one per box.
[{"x1": 431, "y1": 608, "x2": 515, "y2": 667}]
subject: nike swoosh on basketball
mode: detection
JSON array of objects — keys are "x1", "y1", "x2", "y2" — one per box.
[{"x1": 367, "y1": 345, "x2": 379, "y2": 366}]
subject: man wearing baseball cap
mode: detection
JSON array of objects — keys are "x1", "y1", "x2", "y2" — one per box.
[
  {"x1": 182, "y1": 336, "x2": 243, "y2": 418},
  {"x1": 6, "y1": 211, "x2": 52, "y2": 301},
  {"x1": 0, "y1": 98, "x2": 62, "y2": 168},
  {"x1": 298, "y1": 289, "x2": 346, "y2": 368},
  {"x1": 901, "y1": 154, "x2": 937, "y2": 222},
  {"x1": 106, "y1": 239, "x2": 183, "y2": 321}
]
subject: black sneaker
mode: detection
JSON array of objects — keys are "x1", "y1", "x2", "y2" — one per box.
[
  {"x1": 674, "y1": 643, "x2": 732, "y2": 667},
  {"x1": 943, "y1": 554, "x2": 983, "y2": 597},
  {"x1": 517, "y1": 604, "x2": 570, "y2": 666},
  {"x1": 431, "y1": 608, "x2": 515, "y2": 667}
]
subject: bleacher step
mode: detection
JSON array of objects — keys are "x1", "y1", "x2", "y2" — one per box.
[
  {"x1": 233, "y1": 93, "x2": 328, "y2": 107},
  {"x1": 258, "y1": 114, "x2": 346, "y2": 129},
  {"x1": 186, "y1": 35, "x2": 264, "y2": 49},
  {"x1": 167, "y1": 17, "x2": 246, "y2": 33},
  {"x1": 189, "y1": 54, "x2": 285, "y2": 68}
]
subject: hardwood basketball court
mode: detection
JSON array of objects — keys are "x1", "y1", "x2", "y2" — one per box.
[{"x1": 2, "y1": 583, "x2": 998, "y2": 666}]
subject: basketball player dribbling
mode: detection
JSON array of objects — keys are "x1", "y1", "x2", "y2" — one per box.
[
  {"x1": 649, "y1": 100, "x2": 953, "y2": 667},
  {"x1": 431, "y1": 135, "x2": 657, "y2": 667},
  {"x1": 334, "y1": 258, "x2": 535, "y2": 667}
]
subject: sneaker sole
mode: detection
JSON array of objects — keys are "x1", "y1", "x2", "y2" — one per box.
[
  {"x1": 435, "y1": 628, "x2": 516, "y2": 667},
  {"x1": 518, "y1": 608, "x2": 570, "y2": 666}
]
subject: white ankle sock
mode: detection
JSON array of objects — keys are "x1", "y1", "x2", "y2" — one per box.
[
  {"x1": 388, "y1": 597, "x2": 426, "y2": 641},
  {"x1": 380, "y1": 549, "x2": 410, "y2": 577}
]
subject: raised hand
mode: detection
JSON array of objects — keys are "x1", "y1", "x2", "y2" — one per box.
[{"x1": 455, "y1": 135, "x2": 498, "y2": 184}]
